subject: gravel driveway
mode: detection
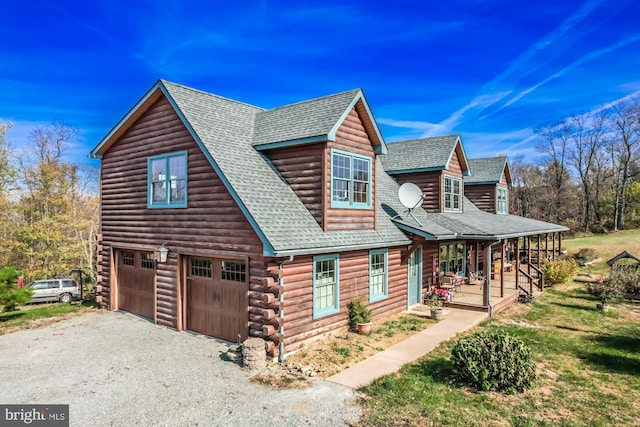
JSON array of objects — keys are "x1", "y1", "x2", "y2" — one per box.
[{"x1": 0, "y1": 311, "x2": 362, "y2": 426}]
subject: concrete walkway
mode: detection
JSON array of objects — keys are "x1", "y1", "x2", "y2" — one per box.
[{"x1": 327, "y1": 307, "x2": 488, "y2": 389}]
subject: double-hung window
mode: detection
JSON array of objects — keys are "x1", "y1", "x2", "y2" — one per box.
[
  {"x1": 313, "y1": 255, "x2": 339, "y2": 318},
  {"x1": 148, "y1": 151, "x2": 188, "y2": 208},
  {"x1": 443, "y1": 175, "x2": 462, "y2": 212},
  {"x1": 330, "y1": 149, "x2": 372, "y2": 209},
  {"x1": 369, "y1": 249, "x2": 388, "y2": 302},
  {"x1": 497, "y1": 187, "x2": 508, "y2": 214}
]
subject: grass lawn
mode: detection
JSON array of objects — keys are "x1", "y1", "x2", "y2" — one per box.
[
  {"x1": 360, "y1": 230, "x2": 640, "y2": 426},
  {"x1": 0, "y1": 300, "x2": 99, "y2": 335}
]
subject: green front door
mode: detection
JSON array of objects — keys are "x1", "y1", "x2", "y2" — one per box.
[{"x1": 408, "y1": 247, "x2": 422, "y2": 305}]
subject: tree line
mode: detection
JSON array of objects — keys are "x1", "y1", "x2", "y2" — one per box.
[
  {"x1": 510, "y1": 97, "x2": 640, "y2": 233},
  {"x1": 0, "y1": 122, "x2": 98, "y2": 283}
]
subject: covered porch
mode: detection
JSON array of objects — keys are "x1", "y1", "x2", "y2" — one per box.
[{"x1": 427, "y1": 232, "x2": 564, "y2": 315}]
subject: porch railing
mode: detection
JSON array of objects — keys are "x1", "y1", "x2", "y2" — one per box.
[
  {"x1": 517, "y1": 265, "x2": 544, "y2": 295},
  {"x1": 530, "y1": 264, "x2": 544, "y2": 291}
]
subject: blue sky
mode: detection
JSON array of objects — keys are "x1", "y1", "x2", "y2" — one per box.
[{"x1": 2, "y1": 0, "x2": 639, "y2": 165}]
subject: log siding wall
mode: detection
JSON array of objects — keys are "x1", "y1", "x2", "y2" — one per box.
[
  {"x1": 264, "y1": 144, "x2": 325, "y2": 227},
  {"x1": 282, "y1": 247, "x2": 407, "y2": 353},
  {"x1": 98, "y1": 96, "x2": 268, "y2": 332},
  {"x1": 465, "y1": 184, "x2": 496, "y2": 213},
  {"x1": 393, "y1": 147, "x2": 466, "y2": 213},
  {"x1": 394, "y1": 172, "x2": 441, "y2": 212}
]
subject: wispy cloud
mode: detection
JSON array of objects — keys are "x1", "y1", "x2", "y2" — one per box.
[
  {"x1": 435, "y1": 0, "x2": 607, "y2": 129},
  {"x1": 488, "y1": 34, "x2": 640, "y2": 116},
  {"x1": 424, "y1": 91, "x2": 513, "y2": 136},
  {"x1": 46, "y1": 2, "x2": 159, "y2": 71},
  {"x1": 487, "y1": 0, "x2": 605, "y2": 89}
]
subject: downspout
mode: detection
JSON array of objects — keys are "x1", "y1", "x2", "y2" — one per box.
[
  {"x1": 487, "y1": 240, "x2": 501, "y2": 317},
  {"x1": 278, "y1": 255, "x2": 294, "y2": 363}
]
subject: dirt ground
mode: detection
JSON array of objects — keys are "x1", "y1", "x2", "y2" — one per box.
[{"x1": 283, "y1": 313, "x2": 435, "y2": 379}]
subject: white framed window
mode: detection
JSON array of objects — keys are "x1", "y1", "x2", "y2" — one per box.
[
  {"x1": 313, "y1": 255, "x2": 340, "y2": 318},
  {"x1": 443, "y1": 175, "x2": 462, "y2": 212},
  {"x1": 497, "y1": 187, "x2": 508, "y2": 214},
  {"x1": 330, "y1": 149, "x2": 372, "y2": 209},
  {"x1": 148, "y1": 151, "x2": 188, "y2": 208},
  {"x1": 369, "y1": 249, "x2": 388, "y2": 302}
]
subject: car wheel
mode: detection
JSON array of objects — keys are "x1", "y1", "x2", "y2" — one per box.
[{"x1": 59, "y1": 293, "x2": 72, "y2": 303}]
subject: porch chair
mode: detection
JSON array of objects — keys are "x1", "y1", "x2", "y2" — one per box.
[
  {"x1": 466, "y1": 264, "x2": 485, "y2": 283},
  {"x1": 439, "y1": 276, "x2": 454, "y2": 293}
]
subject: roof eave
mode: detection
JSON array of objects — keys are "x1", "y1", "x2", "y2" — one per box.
[
  {"x1": 392, "y1": 220, "x2": 456, "y2": 241},
  {"x1": 271, "y1": 239, "x2": 411, "y2": 257},
  {"x1": 386, "y1": 166, "x2": 444, "y2": 175},
  {"x1": 253, "y1": 135, "x2": 329, "y2": 151},
  {"x1": 464, "y1": 180, "x2": 500, "y2": 186}
]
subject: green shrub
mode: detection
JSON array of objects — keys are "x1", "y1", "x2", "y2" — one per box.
[
  {"x1": 0, "y1": 267, "x2": 31, "y2": 312},
  {"x1": 541, "y1": 259, "x2": 578, "y2": 286},
  {"x1": 608, "y1": 267, "x2": 640, "y2": 295},
  {"x1": 450, "y1": 330, "x2": 536, "y2": 393},
  {"x1": 347, "y1": 296, "x2": 371, "y2": 330}
]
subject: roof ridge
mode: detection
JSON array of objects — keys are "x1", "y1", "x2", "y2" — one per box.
[
  {"x1": 259, "y1": 88, "x2": 361, "y2": 114},
  {"x1": 469, "y1": 155, "x2": 507, "y2": 161},
  {"x1": 389, "y1": 134, "x2": 460, "y2": 146},
  {"x1": 160, "y1": 79, "x2": 265, "y2": 111}
]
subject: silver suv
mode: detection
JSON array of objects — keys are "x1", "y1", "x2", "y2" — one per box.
[{"x1": 26, "y1": 279, "x2": 81, "y2": 303}]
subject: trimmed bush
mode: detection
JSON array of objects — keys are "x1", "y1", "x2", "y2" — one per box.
[
  {"x1": 450, "y1": 330, "x2": 536, "y2": 393},
  {"x1": 541, "y1": 259, "x2": 578, "y2": 286}
]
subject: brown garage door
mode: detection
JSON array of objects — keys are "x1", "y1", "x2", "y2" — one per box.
[
  {"x1": 187, "y1": 257, "x2": 248, "y2": 342},
  {"x1": 117, "y1": 250, "x2": 155, "y2": 319}
]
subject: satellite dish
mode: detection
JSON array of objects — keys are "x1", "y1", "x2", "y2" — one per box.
[
  {"x1": 398, "y1": 183, "x2": 423, "y2": 210},
  {"x1": 396, "y1": 182, "x2": 424, "y2": 227}
]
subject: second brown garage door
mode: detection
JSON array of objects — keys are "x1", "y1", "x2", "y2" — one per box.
[
  {"x1": 187, "y1": 257, "x2": 248, "y2": 342},
  {"x1": 117, "y1": 250, "x2": 155, "y2": 319}
]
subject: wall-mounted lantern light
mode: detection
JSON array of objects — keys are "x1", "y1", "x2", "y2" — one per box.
[{"x1": 155, "y1": 245, "x2": 169, "y2": 263}]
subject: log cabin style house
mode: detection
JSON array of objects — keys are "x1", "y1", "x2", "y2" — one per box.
[{"x1": 90, "y1": 80, "x2": 567, "y2": 359}]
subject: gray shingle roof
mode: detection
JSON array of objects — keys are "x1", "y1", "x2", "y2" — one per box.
[
  {"x1": 382, "y1": 135, "x2": 461, "y2": 172},
  {"x1": 163, "y1": 81, "x2": 411, "y2": 256},
  {"x1": 394, "y1": 197, "x2": 568, "y2": 240},
  {"x1": 253, "y1": 89, "x2": 361, "y2": 147},
  {"x1": 466, "y1": 157, "x2": 509, "y2": 184}
]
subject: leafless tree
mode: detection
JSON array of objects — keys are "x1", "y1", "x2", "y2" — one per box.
[
  {"x1": 567, "y1": 110, "x2": 608, "y2": 231},
  {"x1": 608, "y1": 98, "x2": 640, "y2": 230}
]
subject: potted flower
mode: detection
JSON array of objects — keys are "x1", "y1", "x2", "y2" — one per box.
[
  {"x1": 586, "y1": 279, "x2": 622, "y2": 310},
  {"x1": 434, "y1": 288, "x2": 451, "y2": 301},
  {"x1": 426, "y1": 298, "x2": 444, "y2": 320},
  {"x1": 348, "y1": 296, "x2": 372, "y2": 335}
]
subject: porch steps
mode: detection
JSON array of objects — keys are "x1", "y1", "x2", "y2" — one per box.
[{"x1": 442, "y1": 289, "x2": 521, "y2": 316}]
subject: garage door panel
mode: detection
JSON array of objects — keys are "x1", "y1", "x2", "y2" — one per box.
[
  {"x1": 187, "y1": 257, "x2": 248, "y2": 342},
  {"x1": 118, "y1": 250, "x2": 155, "y2": 319}
]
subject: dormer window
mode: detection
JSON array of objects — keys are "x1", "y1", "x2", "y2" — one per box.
[
  {"x1": 443, "y1": 175, "x2": 462, "y2": 212},
  {"x1": 497, "y1": 187, "x2": 508, "y2": 214},
  {"x1": 330, "y1": 149, "x2": 372, "y2": 209}
]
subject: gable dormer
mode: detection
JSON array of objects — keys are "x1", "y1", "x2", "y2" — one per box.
[
  {"x1": 254, "y1": 90, "x2": 386, "y2": 230},
  {"x1": 382, "y1": 134, "x2": 470, "y2": 213},
  {"x1": 465, "y1": 156, "x2": 512, "y2": 214}
]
